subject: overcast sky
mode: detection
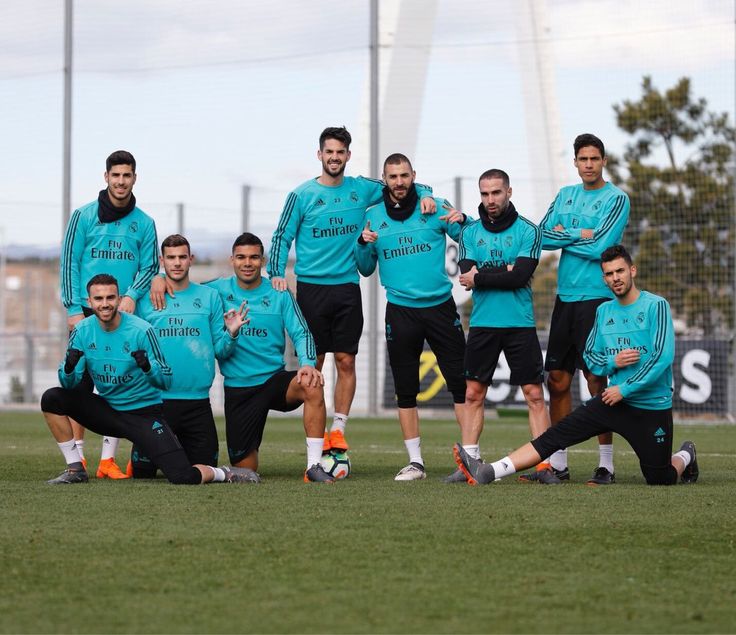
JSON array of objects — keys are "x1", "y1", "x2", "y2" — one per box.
[{"x1": 1, "y1": 0, "x2": 733, "y2": 251}]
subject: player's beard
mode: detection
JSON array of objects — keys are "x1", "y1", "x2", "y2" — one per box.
[
  {"x1": 323, "y1": 160, "x2": 346, "y2": 178},
  {"x1": 95, "y1": 305, "x2": 119, "y2": 323}
]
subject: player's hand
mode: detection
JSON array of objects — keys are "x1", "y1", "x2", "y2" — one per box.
[
  {"x1": 131, "y1": 350, "x2": 151, "y2": 373},
  {"x1": 224, "y1": 301, "x2": 249, "y2": 336},
  {"x1": 119, "y1": 296, "x2": 136, "y2": 313},
  {"x1": 67, "y1": 313, "x2": 84, "y2": 331},
  {"x1": 271, "y1": 276, "x2": 288, "y2": 292},
  {"x1": 63, "y1": 348, "x2": 84, "y2": 374},
  {"x1": 361, "y1": 221, "x2": 378, "y2": 244},
  {"x1": 553, "y1": 223, "x2": 565, "y2": 232},
  {"x1": 507, "y1": 263, "x2": 514, "y2": 271},
  {"x1": 296, "y1": 365, "x2": 324, "y2": 388},
  {"x1": 581, "y1": 228, "x2": 594, "y2": 240},
  {"x1": 420, "y1": 196, "x2": 437, "y2": 215},
  {"x1": 614, "y1": 348, "x2": 640, "y2": 369},
  {"x1": 150, "y1": 276, "x2": 172, "y2": 310},
  {"x1": 459, "y1": 265, "x2": 478, "y2": 290},
  {"x1": 439, "y1": 201, "x2": 465, "y2": 224},
  {"x1": 601, "y1": 385, "x2": 623, "y2": 406}
]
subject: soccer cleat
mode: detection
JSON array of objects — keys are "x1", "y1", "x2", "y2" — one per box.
[
  {"x1": 519, "y1": 468, "x2": 563, "y2": 485},
  {"x1": 81, "y1": 457, "x2": 88, "y2": 471},
  {"x1": 322, "y1": 432, "x2": 331, "y2": 453},
  {"x1": 46, "y1": 468, "x2": 89, "y2": 485},
  {"x1": 453, "y1": 443, "x2": 495, "y2": 485},
  {"x1": 125, "y1": 460, "x2": 133, "y2": 478},
  {"x1": 329, "y1": 429, "x2": 349, "y2": 452},
  {"x1": 552, "y1": 466, "x2": 570, "y2": 481},
  {"x1": 96, "y1": 458, "x2": 130, "y2": 480},
  {"x1": 587, "y1": 467, "x2": 615, "y2": 486},
  {"x1": 443, "y1": 468, "x2": 468, "y2": 483},
  {"x1": 679, "y1": 441, "x2": 699, "y2": 484},
  {"x1": 222, "y1": 466, "x2": 261, "y2": 484},
  {"x1": 394, "y1": 462, "x2": 427, "y2": 481},
  {"x1": 304, "y1": 464, "x2": 336, "y2": 483}
]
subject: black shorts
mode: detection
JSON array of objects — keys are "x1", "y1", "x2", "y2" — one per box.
[
  {"x1": 385, "y1": 298, "x2": 466, "y2": 406},
  {"x1": 224, "y1": 370, "x2": 299, "y2": 463},
  {"x1": 465, "y1": 327, "x2": 544, "y2": 386},
  {"x1": 40, "y1": 387, "x2": 201, "y2": 484},
  {"x1": 296, "y1": 281, "x2": 363, "y2": 356},
  {"x1": 72, "y1": 306, "x2": 96, "y2": 393},
  {"x1": 530, "y1": 395, "x2": 678, "y2": 485},
  {"x1": 545, "y1": 297, "x2": 609, "y2": 375},
  {"x1": 130, "y1": 398, "x2": 219, "y2": 478}
]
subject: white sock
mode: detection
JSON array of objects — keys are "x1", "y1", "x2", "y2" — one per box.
[
  {"x1": 490, "y1": 456, "x2": 516, "y2": 479},
  {"x1": 550, "y1": 448, "x2": 567, "y2": 471},
  {"x1": 331, "y1": 413, "x2": 348, "y2": 433},
  {"x1": 306, "y1": 437, "x2": 324, "y2": 468},
  {"x1": 74, "y1": 439, "x2": 85, "y2": 460},
  {"x1": 404, "y1": 437, "x2": 423, "y2": 466},
  {"x1": 58, "y1": 439, "x2": 82, "y2": 465},
  {"x1": 210, "y1": 467, "x2": 226, "y2": 482},
  {"x1": 100, "y1": 436, "x2": 119, "y2": 461},
  {"x1": 463, "y1": 444, "x2": 481, "y2": 460},
  {"x1": 599, "y1": 444, "x2": 614, "y2": 472},
  {"x1": 673, "y1": 450, "x2": 691, "y2": 468}
]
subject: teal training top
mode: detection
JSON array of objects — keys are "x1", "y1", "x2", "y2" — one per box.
[
  {"x1": 584, "y1": 291, "x2": 674, "y2": 410},
  {"x1": 205, "y1": 276, "x2": 316, "y2": 387},
  {"x1": 136, "y1": 282, "x2": 237, "y2": 399},
  {"x1": 60, "y1": 200, "x2": 159, "y2": 316},
  {"x1": 355, "y1": 197, "x2": 467, "y2": 308},
  {"x1": 459, "y1": 215, "x2": 541, "y2": 328},
  {"x1": 539, "y1": 182, "x2": 630, "y2": 301},
  {"x1": 268, "y1": 176, "x2": 431, "y2": 285},
  {"x1": 59, "y1": 312, "x2": 172, "y2": 410}
]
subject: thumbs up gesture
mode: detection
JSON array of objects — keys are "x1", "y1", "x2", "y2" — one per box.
[{"x1": 361, "y1": 220, "x2": 378, "y2": 243}]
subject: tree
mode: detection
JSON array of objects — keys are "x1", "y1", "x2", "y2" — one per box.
[{"x1": 608, "y1": 76, "x2": 735, "y2": 335}]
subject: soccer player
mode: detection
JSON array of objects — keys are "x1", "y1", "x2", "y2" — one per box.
[
  {"x1": 530, "y1": 134, "x2": 630, "y2": 485},
  {"x1": 133, "y1": 234, "x2": 245, "y2": 476},
  {"x1": 454, "y1": 245, "x2": 699, "y2": 487},
  {"x1": 454, "y1": 169, "x2": 554, "y2": 483},
  {"x1": 355, "y1": 153, "x2": 469, "y2": 481},
  {"x1": 41, "y1": 274, "x2": 257, "y2": 485},
  {"x1": 206, "y1": 233, "x2": 335, "y2": 483},
  {"x1": 267, "y1": 126, "x2": 436, "y2": 454},
  {"x1": 59, "y1": 150, "x2": 159, "y2": 479}
]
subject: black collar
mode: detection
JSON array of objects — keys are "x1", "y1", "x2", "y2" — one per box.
[{"x1": 97, "y1": 189, "x2": 136, "y2": 223}]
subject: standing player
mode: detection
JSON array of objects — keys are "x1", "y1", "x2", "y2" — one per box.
[
  {"x1": 133, "y1": 234, "x2": 245, "y2": 476},
  {"x1": 355, "y1": 154, "x2": 469, "y2": 481},
  {"x1": 60, "y1": 150, "x2": 159, "y2": 479},
  {"x1": 207, "y1": 233, "x2": 334, "y2": 482},
  {"x1": 455, "y1": 169, "x2": 554, "y2": 483},
  {"x1": 454, "y1": 245, "x2": 698, "y2": 488},
  {"x1": 268, "y1": 126, "x2": 436, "y2": 453},
  {"x1": 41, "y1": 274, "x2": 257, "y2": 485},
  {"x1": 530, "y1": 134, "x2": 630, "y2": 485}
]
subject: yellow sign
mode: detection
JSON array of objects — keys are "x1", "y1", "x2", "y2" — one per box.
[{"x1": 417, "y1": 351, "x2": 446, "y2": 402}]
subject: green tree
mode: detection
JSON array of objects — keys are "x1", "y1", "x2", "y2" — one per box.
[{"x1": 608, "y1": 76, "x2": 735, "y2": 335}]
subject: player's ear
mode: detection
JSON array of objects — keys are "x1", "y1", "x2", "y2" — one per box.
[{"x1": 630, "y1": 264, "x2": 637, "y2": 278}]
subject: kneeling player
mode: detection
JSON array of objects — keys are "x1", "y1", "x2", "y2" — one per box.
[
  {"x1": 205, "y1": 233, "x2": 334, "y2": 483},
  {"x1": 454, "y1": 246, "x2": 699, "y2": 487},
  {"x1": 41, "y1": 274, "x2": 256, "y2": 485}
]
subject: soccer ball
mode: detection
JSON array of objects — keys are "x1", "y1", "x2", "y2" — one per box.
[{"x1": 320, "y1": 450, "x2": 351, "y2": 480}]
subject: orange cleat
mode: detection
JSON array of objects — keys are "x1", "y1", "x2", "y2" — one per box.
[
  {"x1": 96, "y1": 458, "x2": 130, "y2": 480},
  {"x1": 322, "y1": 432, "x2": 331, "y2": 453},
  {"x1": 81, "y1": 457, "x2": 88, "y2": 471},
  {"x1": 329, "y1": 429, "x2": 349, "y2": 452},
  {"x1": 125, "y1": 460, "x2": 133, "y2": 477}
]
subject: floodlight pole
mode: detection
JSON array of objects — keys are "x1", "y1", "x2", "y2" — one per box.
[
  {"x1": 241, "y1": 185, "x2": 251, "y2": 234},
  {"x1": 62, "y1": 0, "x2": 73, "y2": 235},
  {"x1": 367, "y1": 0, "x2": 380, "y2": 416}
]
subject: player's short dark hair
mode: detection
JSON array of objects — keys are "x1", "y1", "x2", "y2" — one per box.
[
  {"x1": 106, "y1": 150, "x2": 136, "y2": 172},
  {"x1": 161, "y1": 234, "x2": 190, "y2": 255},
  {"x1": 478, "y1": 169, "x2": 510, "y2": 187},
  {"x1": 574, "y1": 134, "x2": 605, "y2": 158},
  {"x1": 383, "y1": 153, "x2": 413, "y2": 171},
  {"x1": 600, "y1": 245, "x2": 633, "y2": 267},
  {"x1": 232, "y1": 232, "x2": 264, "y2": 254},
  {"x1": 319, "y1": 127, "x2": 352, "y2": 150},
  {"x1": 86, "y1": 273, "x2": 119, "y2": 293}
]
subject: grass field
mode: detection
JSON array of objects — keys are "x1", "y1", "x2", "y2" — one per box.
[{"x1": 1, "y1": 410, "x2": 734, "y2": 634}]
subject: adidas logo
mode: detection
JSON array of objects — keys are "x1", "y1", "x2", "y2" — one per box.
[
  {"x1": 654, "y1": 427, "x2": 666, "y2": 437},
  {"x1": 565, "y1": 199, "x2": 573, "y2": 205},
  {"x1": 227, "y1": 294, "x2": 235, "y2": 301},
  {"x1": 88, "y1": 343, "x2": 97, "y2": 350},
  {"x1": 315, "y1": 198, "x2": 326, "y2": 206},
  {"x1": 606, "y1": 318, "x2": 615, "y2": 326},
  {"x1": 477, "y1": 239, "x2": 486, "y2": 246},
  {"x1": 379, "y1": 221, "x2": 389, "y2": 230}
]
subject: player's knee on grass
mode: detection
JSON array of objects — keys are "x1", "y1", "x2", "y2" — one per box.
[
  {"x1": 641, "y1": 463, "x2": 678, "y2": 486},
  {"x1": 40, "y1": 387, "x2": 68, "y2": 415},
  {"x1": 396, "y1": 394, "x2": 417, "y2": 408},
  {"x1": 165, "y1": 465, "x2": 203, "y2": 485}
]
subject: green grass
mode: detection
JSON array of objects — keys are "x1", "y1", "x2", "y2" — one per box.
[{"x1": 1, "y1": 411, "x2": 735, "y2": 634}]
